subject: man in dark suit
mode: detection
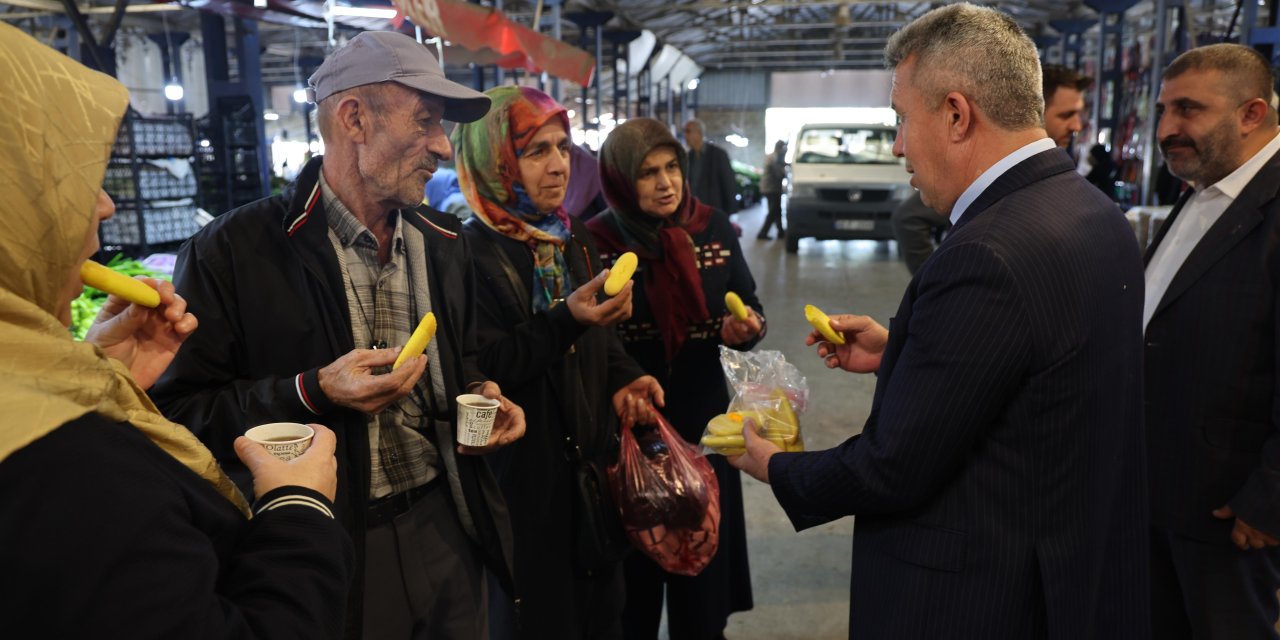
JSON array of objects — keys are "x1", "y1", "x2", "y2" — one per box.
[
  {"x1": 730, "y1": 5, "x2": 1148, "y2": 638},
  {"x1": 1144, "y1": 43, "x2": 1280, "y2": 639},
  {"x1": 683, "y1": 119, "x2": 740, "y2": 214}
]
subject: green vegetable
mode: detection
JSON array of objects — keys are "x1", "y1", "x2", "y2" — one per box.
[{"x1": 69, "y1": 253, "x2": 169, "y2": 339}]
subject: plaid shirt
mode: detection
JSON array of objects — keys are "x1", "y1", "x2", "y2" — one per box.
[{"x1": 320, "y1": 174, "x2": 442, "y2": 499}]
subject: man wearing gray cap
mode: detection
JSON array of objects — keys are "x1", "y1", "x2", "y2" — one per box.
[{"x1": 151, "y1": 30, "x2": 526, "y2": 639}]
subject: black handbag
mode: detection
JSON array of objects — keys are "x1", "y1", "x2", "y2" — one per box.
[{"x1": 568, "y1": 443, "x2": 632, "y2": 572}]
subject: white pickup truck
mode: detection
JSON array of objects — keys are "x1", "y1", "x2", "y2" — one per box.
[{"x1": 785, "y1": 123, "x2": 913, "y2": 253}]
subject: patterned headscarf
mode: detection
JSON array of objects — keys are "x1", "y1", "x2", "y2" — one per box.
[
  {"x1": 594, "y1": 117, "x2": 713, "y2": 362},
  {"x1": 453, "y1": 86, "x2": 574, "y2": 312}
]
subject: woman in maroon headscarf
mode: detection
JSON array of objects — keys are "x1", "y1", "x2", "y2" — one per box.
[{"x1": 586, "y1": 117, "x2": 765, "y2": 640}]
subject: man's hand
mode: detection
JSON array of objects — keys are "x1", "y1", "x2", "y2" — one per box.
[
  {"x1": 84, "y1": 277, "x2": 198, "y2": 390},
  {"x1": 612, "y1": 375, "x2": 665, "y2": 429},
  {"x1": 318, "y1": 347, "x2": 427, "y2": 415},
  {"x1": 235, "y1": 423, "x2": 339, "y2": 501},
  {"x1": 720, "y1": 309, "x2": 763, "y2": 346},
  {"x1": 458, "y1": 380, "x2": 526, "y2": 455},
  {"x1": 566, "y1": 269, "x2": 633, "y2": 327},
  {"x1": 727, "y1": 418, "x2": 782, "y2": 484},
  {"x1": 1213, "y1": 505, "x2": 1280, "y2": 551},
  {"x1": 805, "y1": 314, "x2": 889, "y2": 373}
]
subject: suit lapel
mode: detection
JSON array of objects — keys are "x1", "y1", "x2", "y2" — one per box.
[
  {"x1": 949, "y1": 148, "x2": 1076, "y2": 235},
  {"x1": 1150, "y1": 176, "x2": 1274, "y2": 319}
]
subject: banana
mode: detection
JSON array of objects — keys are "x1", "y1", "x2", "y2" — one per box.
[
  {"x1": 700, "y1": 434, "x2": 745, "y2": 449},
  {"x1": 724, "y1": 291, "x2": 749, "y2": 321},
  {"x1": 80, "y1": 260, "x2": 160, "y2": 308},
  {"x1": 804, "y1": 304, "x2": 845, "y2": 345},
  {"x1": 392, "y1": 312, "x2": 437, "y2": 370},
  {"x1": 603, "y1": 252, "x2": 638, "y2": 296}
]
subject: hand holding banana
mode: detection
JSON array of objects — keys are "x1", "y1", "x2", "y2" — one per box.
[{"x1": 721, "y1": 291, "x2": 762, "y2": 346}]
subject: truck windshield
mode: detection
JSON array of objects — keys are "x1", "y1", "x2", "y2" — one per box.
[{"x1": 795, "y1": 127, "x2": 900, "y2": 165}]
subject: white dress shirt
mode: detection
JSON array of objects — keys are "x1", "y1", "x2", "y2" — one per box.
[
  {"x1": 1143, "y1": 130, "x2": 1280, "y2": 331},
  {"x1": 949, "y1": 138, "x2": 1058, "y2": 225}
]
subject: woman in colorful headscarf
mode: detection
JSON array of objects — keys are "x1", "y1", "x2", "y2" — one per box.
[
  {"x1": 0, "y1": 25, "x2": 353, "y2": 638},
  {"x1": 587, "y1": 117, "x2": 765, "y2": 640},
  {"x1": 453, "y1": 86, "x2": 664, "y2": 640}
]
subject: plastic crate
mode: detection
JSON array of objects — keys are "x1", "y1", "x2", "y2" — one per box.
[
  {"x1": 99, "y1": 200, "x2": 201, "y2": 246},
  {"x1": 104, "y1": 160, "x2": 198, "y2": 202},
  {"x1": 113, "y1": 116, "x2": 195, "y2": 157}
]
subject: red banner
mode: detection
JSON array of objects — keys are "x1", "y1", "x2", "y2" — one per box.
[{"x1": 393, "y1": 0, "x2": 595, "y2": 87}]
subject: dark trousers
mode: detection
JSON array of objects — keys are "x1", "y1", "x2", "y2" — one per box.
[
  {"x1": 1150, "y1": 525, "x2": 1280, "y2": 639},
  {"x1": 890, "y1": 193, "x2": 948, "y2": 275},
  {"x1": 757, "y1": 193, "x2": 784, "y2": 238},
  {"x1": 362, "y1": 482, "x2": 488, "y2": 640}
]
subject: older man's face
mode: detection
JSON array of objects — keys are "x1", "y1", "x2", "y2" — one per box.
[
  {"x1": 683, "y1": 122, "x2": 704, "y2": 151},
  {"x1": 357, "y1": 84, "x2": 452, "y2": 209}
]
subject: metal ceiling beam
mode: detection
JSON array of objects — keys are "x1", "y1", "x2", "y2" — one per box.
[
  {"x1": 705, "y1": 49, "x2": 882, "y2": 60},
  {"x1": 708, "y1": 59, "x2": 884, "y2": 69}
]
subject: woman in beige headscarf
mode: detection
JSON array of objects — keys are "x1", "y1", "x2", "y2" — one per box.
[{"x1": 0, "y1": 25, "x2": 354, "y2": 639}]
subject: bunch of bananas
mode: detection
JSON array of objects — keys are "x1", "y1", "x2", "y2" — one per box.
[{"x1": 700, "y1": 389, "x2": 804, "y2": 455}]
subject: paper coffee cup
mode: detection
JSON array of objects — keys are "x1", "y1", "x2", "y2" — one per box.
[
  {"x1": 245, "y1": 422, "x2": 315, "y2": 461},
  {"x1": 456, "y1": 394, "x2": 500, "y2": 447}
]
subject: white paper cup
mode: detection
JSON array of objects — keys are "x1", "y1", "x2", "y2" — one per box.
[
  {"x1": 456, "y1": 394, "x2": 500, "y2": 447},
  {"x1": 245, "y1": 422, "x2": 315, "y2": 461}
]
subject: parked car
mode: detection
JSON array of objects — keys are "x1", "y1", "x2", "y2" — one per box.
[
  {"x1": 785, "y1": 123, "x2": 913, "y2": 253},
  {"x1": 732, "y1": 160, "x2": 761, "y2": 208}
]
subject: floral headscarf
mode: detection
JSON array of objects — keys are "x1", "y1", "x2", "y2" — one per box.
[
  {"x1": 453, "y1": 86, "x2": 574, "y2": 312},
  {"x1": 592, "y1": 117, "x2": 714, "y2": 362}
]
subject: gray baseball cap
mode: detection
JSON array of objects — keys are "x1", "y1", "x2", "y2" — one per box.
[{"x1": 307, "y1": 31, "x2": 491, "y2": 123}]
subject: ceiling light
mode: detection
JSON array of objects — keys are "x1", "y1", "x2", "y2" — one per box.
[
  {"x1": 264, "y1": 111, "x2": 280, "y2": 121},
  {"x1": 164, "y1": 82, "x2": 184, "y2": 101},
  {"x1": 293, "y1": 88, "x2": 308, "y2": 103}
]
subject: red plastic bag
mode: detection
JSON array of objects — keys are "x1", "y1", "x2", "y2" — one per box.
[{"x1": 608, "y1": 412, "x2": 720, "y2": 576}]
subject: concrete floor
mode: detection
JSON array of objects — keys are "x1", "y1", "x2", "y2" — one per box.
[{"x1": 657, "y1": 201, "x2": 914, "y2": 640}]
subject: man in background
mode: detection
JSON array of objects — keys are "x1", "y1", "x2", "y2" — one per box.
[
  {"x1": 757, "y1": 139, "x2": 787, "y2": 239},
  {"x1": 684, "y1": 118, "x2": 740, "y2": 214},
  {"x1": 1041, "y1": 63, "x2": 1093, "y2": 149}
]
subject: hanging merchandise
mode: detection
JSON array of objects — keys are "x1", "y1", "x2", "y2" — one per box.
[{"x1": 392, "y1": 0, "x2": 595, "y2": 86}]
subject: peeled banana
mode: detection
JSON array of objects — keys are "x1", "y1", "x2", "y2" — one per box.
[
  {"x1": 804, "y1": 304, "x2": 845, "y2": 345},
  {"x1": 80, "y1": 260, "x2": 161, "y2": 308},
  {"x1": 603, "y1": 252, "x2": 638, "y2": 296},
  {"x1": 724, "y1": 291, "x2": 749, "y2": 321},
  {"x1": 393, "y1": 312, "x2": 437, "y2": 370}
]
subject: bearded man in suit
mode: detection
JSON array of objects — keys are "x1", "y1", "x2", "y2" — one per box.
[{"x1": 1144, "y1": 43, "x2": 1280, "y2": 639}]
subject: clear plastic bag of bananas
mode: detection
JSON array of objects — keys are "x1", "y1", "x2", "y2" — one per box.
[{"x1": 701, "y1": 348, "x2": 808, "y2": 456}]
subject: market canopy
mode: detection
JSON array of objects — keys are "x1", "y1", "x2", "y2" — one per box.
[{"x1": 393, "y1": 0, "x2": 595, "y2": 87}]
